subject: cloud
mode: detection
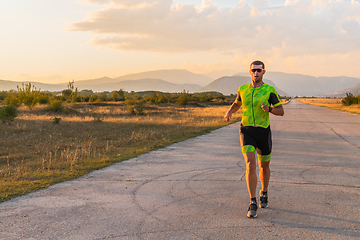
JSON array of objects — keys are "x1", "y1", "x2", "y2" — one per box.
[{"x1": 69, "y1": 0, "x2": 360, "y2": 57}]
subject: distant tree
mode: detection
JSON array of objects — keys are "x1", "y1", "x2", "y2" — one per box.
[
  {"x1": 177, "y1": 90, "x2": 191, "y2": 106},
  {"x1": 79, "y1": 89, "x2": 94, "y2": 97},
  {"x1": 61, "y1": 89, "x2": 72, "y2": 98}
]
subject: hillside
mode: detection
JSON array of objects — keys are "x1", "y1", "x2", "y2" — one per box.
[
  {"x1": 114, "y1": 69, "x2": 213, "y2": 86},
  {"x1": 0, "y1": 80, "x2": 66, "y2": 91},
  {"x1": 1, "y1": 69, "x2": 359, "y2": 96},
  {"x1": 324, "y1": 82, "x2": 360, "y2": 97},
  {"x1": 200, "y1": 76, "x2": 287, "y2": 96},
  {"x1": 248, "y1": 72, "x2": 360, "y2": 97}
]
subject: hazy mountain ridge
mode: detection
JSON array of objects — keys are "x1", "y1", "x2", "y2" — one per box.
[
  {"x1": 114, "y1": 69, "x2": 213, "y2": 86},
  {"x1": 0, "y1": 80, "x2": 67, "y2": 92},
  {"x1": 1, "y1": 69, "x2": 359, "y2": 96},
  {"x1": 200, "y1": 76, "x2": 287, "y2": 96},
  {"x1": 324, "y1": 82, "x2": 360, "y2": 97},
  {"x1": 256, "y1": 72, "x2": 360, "y2": 96}
]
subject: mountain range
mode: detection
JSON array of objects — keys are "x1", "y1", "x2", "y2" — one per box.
[{"x1": 1, "y1": 69, "x2": 359, "y2": 97}]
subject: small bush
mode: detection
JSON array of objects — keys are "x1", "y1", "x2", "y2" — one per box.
[
  {"x1": 0, "y1": 105, "x2": 18, "y2": 123},
  {"x1": 135, "y1": 103, "x2": 145, "y2": 115},
  {"x1": 52, "y1": 117, "x2": 61, "y2": 124},
  {"x1": 49, "y1": 100, "x2": 63, "y2": 112},
  {"x1": 37, "y1": 94, "x2": 50, "y2": 104},
  {"x1": 88, "y1": 95, "x2": 98, "y2": 102},
  {"x1": 342, "y1": 93, "x2": 358, "y2": 106},
  {"x1": 177, "y1": 91, "x2": 191, "y2": 106},
  {"x1": 4, "y1": 92, "x2": 21, "y2": 107},
  {"x1": 127, "y1": 105, "x2": 135, "y2": 115}
]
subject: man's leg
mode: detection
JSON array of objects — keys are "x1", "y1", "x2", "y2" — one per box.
[
  {"x1": 244, "y1": 152, "x2": 257, "y2": 199},
  {"x1": 258, "y1": 159, "x2": 270, "y2": 208},
  {"x1": 258, "y1": 160, "x2": 270, "y2": 192},
  {"x1": 243, "y1": 151, "x2": 258, "y2": 217}
]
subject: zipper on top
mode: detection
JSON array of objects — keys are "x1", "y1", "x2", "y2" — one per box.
[{"x1": 251, "y1": 88, "x2": 256, "y2": 126}]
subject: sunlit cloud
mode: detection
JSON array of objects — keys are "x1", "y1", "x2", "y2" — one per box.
[{"x1": 69, "y1": 0, "x2": 360, "y2": 61}]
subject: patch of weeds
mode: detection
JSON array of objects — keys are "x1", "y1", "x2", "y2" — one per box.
[
  {"x1": 52, "y1": 117, "x2": 61, "y2": 124},
  {"x1": 92, "y1": 113, "x2": 103, "y2": 122}
]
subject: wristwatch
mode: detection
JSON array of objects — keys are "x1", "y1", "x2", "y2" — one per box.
[{"x1": 268, "y1": 107, "x2": 273, "y2": 113}]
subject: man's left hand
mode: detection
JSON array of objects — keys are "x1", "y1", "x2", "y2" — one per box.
[{"x1": 261, "y1": 104, "x2": 270, "y2": 112}]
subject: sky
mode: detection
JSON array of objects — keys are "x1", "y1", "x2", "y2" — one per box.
[{"x1": 1, "y1": 0, "x2": 360, "y2": 83}]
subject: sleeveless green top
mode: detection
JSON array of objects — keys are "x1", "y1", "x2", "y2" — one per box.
[{"x1": 237, "y1": 83, "x2": 281, "y2": 128}]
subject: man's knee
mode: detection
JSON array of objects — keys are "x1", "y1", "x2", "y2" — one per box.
[
  {"x1": 259, "y1": 160, "x2": 270, "y2": 172},
  {"x1": 244, "y1": 152, "x2": 257, "y2": 173},
  {"x1": 247, "y1": 162, "x2": 257, "y2": 173}
]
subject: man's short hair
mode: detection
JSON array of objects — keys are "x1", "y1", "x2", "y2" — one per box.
[{"x1": 250, "y1": 60, "x2": 265, "y2": 69}]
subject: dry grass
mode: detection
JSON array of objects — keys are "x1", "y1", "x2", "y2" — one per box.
[
  {"x1": 0, "y1": 102, "x2": 241, "y2": 202},
  {"x1": 280, "y1": 98, "x2": 291, "y2": 105},
  {"x1": 297, "y1": 98, "x2": 360, "y2": 115}
]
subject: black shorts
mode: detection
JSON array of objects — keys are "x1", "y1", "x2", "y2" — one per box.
[{"x1": 239, "y1": 125, "x2": 272, "y2": 162}]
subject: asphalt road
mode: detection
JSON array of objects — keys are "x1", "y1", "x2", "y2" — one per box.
[{"x1": 1, "y1": 99, "x2": 359, "y2": 239}]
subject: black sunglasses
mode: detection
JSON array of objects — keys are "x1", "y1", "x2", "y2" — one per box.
[{"x1": 251, "y1": 69, "x2": 264, "y2": 73}]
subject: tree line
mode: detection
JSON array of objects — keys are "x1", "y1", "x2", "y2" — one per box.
[{"x1": 0, "y1": 81, "x2": 235, "y2": 121}]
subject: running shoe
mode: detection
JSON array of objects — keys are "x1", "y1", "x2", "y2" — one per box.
[
  {"x1": 259, "y1": 190, "x2": 268, "y2": 208},
  {"x1": 247, "y1": 203, "x2": 258, "y2": 218}
]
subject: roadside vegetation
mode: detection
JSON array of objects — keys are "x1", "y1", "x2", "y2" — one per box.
[
  {"x1": 0, "y1": 82, "x2": 235, "y2": 202},
  {"x1": 296, "y1": 93, "x2": 360, "y2": 115},
  {"x1": 0, "y1": 82, "x2": 291, "y2": 202}
]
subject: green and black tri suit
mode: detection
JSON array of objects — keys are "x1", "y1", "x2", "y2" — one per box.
[{"x1": 236, "y1": 83, "x2": 282, "y2": 162}]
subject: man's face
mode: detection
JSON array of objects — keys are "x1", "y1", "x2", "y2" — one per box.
[{"x1": 249, "y1": 64, "x2": 266, "y2": 83}]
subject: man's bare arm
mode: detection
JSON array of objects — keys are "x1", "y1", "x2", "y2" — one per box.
[{"x1": 224, "y1": 91, "x2": 242, "y2": 122}]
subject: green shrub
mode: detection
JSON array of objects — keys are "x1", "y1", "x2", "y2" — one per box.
[
  {"x1": 17, "y1": 83, "x2": 39, "y2": 109},
  {"x1": 4, "y1": 92, "x2": 20, "y2": 107},
  {"x1": 110, "y1": 90, "x2": 125, "y2": 101},
  {"x1": 4, "y1": 83, "x2": 50, "y2": 108},
  {"x1": 36, "y1": 94, "x2": 50, "y2": 104},
  {"x1": 135, "y1": 103, "x2": 145, "y2": 115},
  {"x1": 177, "y1": 90, "x2": 191, "y2": 106},
  {"x1": 126, "y1": 105, "x2": 135, "y2": 115},
  {"x1": 88, "y1": 95, "x2": 98, "y2": 102},
  {"x1": 342, "y1": 93, "x2": 358, "y2": 106},
  {"x1": 49, "y1": 100, "x2": 63, "y2": 112},
  {"x1": 0, "y1": 105, "x2": 18, "y2": 123}
]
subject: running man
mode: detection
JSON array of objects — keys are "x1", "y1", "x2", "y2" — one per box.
[{"x1": 224, "y1": 60, "x2": 284, "y2": 218}]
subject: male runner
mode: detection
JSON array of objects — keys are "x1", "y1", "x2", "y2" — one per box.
[{"x1": 224, "y1": 60, "x2": 284, "y2": 218}]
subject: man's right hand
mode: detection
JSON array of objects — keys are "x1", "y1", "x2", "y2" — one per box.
[{"x1": 224, "y1": 112, "x2": 232, "y2": 122}]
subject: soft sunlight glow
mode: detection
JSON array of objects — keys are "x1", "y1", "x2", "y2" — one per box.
[{"x1": 1, "y1": 0, "x2": 360, "y2": 83}]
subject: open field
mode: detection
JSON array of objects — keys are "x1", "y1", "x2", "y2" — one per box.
[
  {"x1": 0, "y1": 97, "x2": 290, "y2": 202},
  {"x1": 297, "y1": 97, "x2": 360, "y2": 115},
  {"x1": 0, "y1": 101, "x2": 242, "y2": 202}
]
